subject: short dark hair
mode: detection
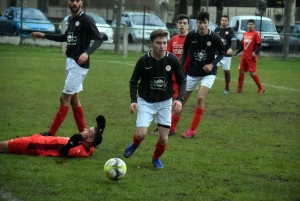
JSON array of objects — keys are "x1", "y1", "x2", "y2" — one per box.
[
  {"x1": 196, "y1": 11, "x2": 210, "y2": 22},
  {"x1": 150, "y1": 29, "x2": 168, "y2": 42},
  {"x1": 93, "y1": 127, "x2": 103, "y2": 146},
  {"x1": 177, "y1": 14, "x2": 190, "y2": 24},
  {"x1": 221, "y1": 15, "x2": 229, "y2": 20},
  {"x1": 248, "y1": 19, "x2": 255, "y2": 24}
]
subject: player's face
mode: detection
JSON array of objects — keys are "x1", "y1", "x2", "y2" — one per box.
[
  {"x1": 220, "y1": 17, "x2": 229, "y2": 28},
  {"x1": 80, "y1": 127, "x2": 95, "y2": 140},
  {"x1": 150, "y1": 37, "x2": 167, "y2": 58},
  {"x1": 247, "y1": 22, "x2": 255, "y2": 31},
  {"x1": 176, "y1": 19, "x2": 189, "y2": 35},
  {"x1": 196, "y1": 19, "x2": 209, "y2": 35},
  {"x1": 68, "y1": 0, "x2": 82, "y2": 14}
]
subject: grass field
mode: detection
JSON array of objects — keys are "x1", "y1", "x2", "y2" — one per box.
[{"x1": 0, "y1": 44, "x2": 299, "y2": 201}]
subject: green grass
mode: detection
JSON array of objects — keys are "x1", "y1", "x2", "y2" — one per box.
[{"x1": 0, "y1": 44, "x2": 299, "y2": 201}]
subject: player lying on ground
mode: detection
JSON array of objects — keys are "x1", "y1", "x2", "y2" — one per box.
[{"x1": 0, "y1": 115, "x2": 106, "y2": 158}]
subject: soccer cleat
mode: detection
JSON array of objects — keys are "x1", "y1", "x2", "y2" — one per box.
[
  {"x1": 233, "y1": 89, "x2": 242, "y2": 93},
  {"x1": 223, "y1": 90, "x2": 229, "y2": 94},
  {"x1": 168, "y1": 129, "x2": 176, "y2": 136},
  {"x1": 40, "y1": 131, "x2": 50, "y2": 136},
  {"x1": 181, "y1": 129, "x2": 196, "y2": 139},
  {"x1": 123, "y1": 142, "x2": 137, "y2": 158},
  {"x1": 151, "y1": 128, "x2": 158, "y2": 135},
  {"x1": 258, "y1": 88, "x2": 265, "y2": 94},
  {"x1": 152, "y1": 158, "x2": 164, "y2": 168}
]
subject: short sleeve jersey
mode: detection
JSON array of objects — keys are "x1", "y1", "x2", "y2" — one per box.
[
  {"x1": 167, "y1": 34, "x2": 187, "y2": 81},
  {"x1": 129, "y1": 51, "x2": 186, "y2": 103},
  {"x1": 241, "y1": 30, "x2": 261, "y2": 59},
  {"x1": 214, "y1": 26, "x2": 236, "y2": 57}
]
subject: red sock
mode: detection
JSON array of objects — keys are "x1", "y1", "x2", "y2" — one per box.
[
  {"x1": 238, "y1": 73, "x2": 244, "y2": 90},
  {"x1": 152, "y1": 141, "x2": 167, "y2": 159},
  {"x1": 133, "y1": 132, "x2": 143, "y2": 147},
  {"x1": 72, "y1": 106, "x2": 86, "y2": 133},
  {"x1": 170, "y1": 114, "x2": 180, "y2": 131},
  {"x1": 48, "y1": 106, "x2": 69, "y2": 136},
  {"x1": 251, "y1": 74, "x2": 263, "y2": 89},
  {"x1": 190, "y1": 107, "x2": 204, "y2": 130}
]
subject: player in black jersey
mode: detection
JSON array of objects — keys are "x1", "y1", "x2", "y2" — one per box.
[
  {"x1": 172, "y1": 11, "x2": 225, "y2": 139},
  {"x1": 123, "y1": 29, "x2": 186, "y2": 168},
  {"x1": 30, "y1": 0, "x2": 103, "y2": 137},
  {"x1": 214, "y1": 15, "x2": 237, "y2": 94}
]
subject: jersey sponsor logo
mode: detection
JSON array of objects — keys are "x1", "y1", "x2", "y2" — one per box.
[
  {"x1": 221, "y1": 38, "x2": 227, "y2": 46},
  {"x1": 194, "y1": 50, "x2": 207, "y2": 62},
  {"x1": 67, "y1": 32, "x2": 77, "y2": 45},
  {"x1": 150, "y1": 77, "x2": 168, "y2": 91},
  {"x1": 165, "y1": 65, "x2": 171, "y2": 71},
  {"x1": 146, "y1": 66, "x2": 153, "y2": 69}
]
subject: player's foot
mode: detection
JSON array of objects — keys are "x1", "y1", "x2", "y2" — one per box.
[
  {"x1": 258, "y1": 88, "x2": 265, "y2": 94},
  {"x1": 168, "y1": 129, "x2": 176, "y2": 136},
  {"x1": 223, "y1": 89, "x2": 229, "y2": 94},
  {"x1": 233, "y1": 89, "x2": 242, "y2": 93},
  {"x1": 152, "y1": 158, "x2": 164, "y2": 168},
  {"x1": 181, "y1": 129, "x2": 196, "y2": 139},
  {"x1": 151, "y1": 128, "x2": 158, "y2": 135},
  {"x1": 123, "y1": 142, "x2": 137, "y2": 158},
  {"x1": 40, "y1": 131, "x2": 50, "y2": 136}
]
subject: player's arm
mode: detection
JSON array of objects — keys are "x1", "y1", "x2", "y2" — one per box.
[
  {"x1": 129, "y1": 59, "x2": 143, "y2": 104},
  {"x1": 84, "y1": 15, "x2": 103, "y2": 55},
  {"x1": 181, "y1": 33, "x2": 191, "y2": 68},
  {"x1": 58, "y1": 134, "x2": 83, "y2": 156},
  {"x1": 174, "y1": 58, "x2": 187, "y2": 103},
  {"x1": 211, "y1": 35, "x2": 226, "y2": 67},
  {"x1": 230, "y1": 28, "x2": 237, "y2": 50},
  {"x1": 30, "y1": 32, "x2": 67, "y2": 42}
]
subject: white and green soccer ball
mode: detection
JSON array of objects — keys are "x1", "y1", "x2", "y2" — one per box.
[{"x1": 104, "y1": 158, "x2": 127, "y2": 181}]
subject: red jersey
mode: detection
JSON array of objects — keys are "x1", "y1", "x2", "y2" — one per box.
[
  {"x1": 241, "y1": 30, "x2": 261, "y2": 59},
  {"x1": 167, "y1": 34, "x2": 189, "y2": 81},
  {"x1": 8, "y1": 134, "x2": 94, "y2": 157}
]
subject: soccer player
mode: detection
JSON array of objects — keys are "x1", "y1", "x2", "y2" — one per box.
[
  {"x1": 234, "y1": 19, "x2": 265, "y2": 94},
  {"x1": 172, "y1": 11, "x2": 225, "y2": 139},
  {"x1": 214, "y1": 15, "x2": 237, "y2": 94},
  {"x1": 123, "y1": 29, "x2": 186, "y2": 168},
  {"x1": 30, "y1": 0, "x2": 103, "y2": 136},
  {"x1": 0, "y1": 115, "x2": 106, "y2": 158},
  {"x1": 152, "y1": 14, "x2": 190, "y2": 136}
]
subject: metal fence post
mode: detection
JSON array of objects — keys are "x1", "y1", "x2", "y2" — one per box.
[
  {"x1": 61, "y1": 19, "x2": 66, "y2": 54},
  {"x1": 123, "y1": 24, "x2": 128, "y2": 58}
]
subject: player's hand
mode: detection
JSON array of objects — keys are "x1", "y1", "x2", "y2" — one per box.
[
  {"x1": 252, "y1": 52, "x2": 257, "y2": 57},
  {"x1": 96, "y1": 115, "x2": 106, "y2": 131},
  {"x1": 203, "y1": 64, "x2": 213, "y2": 72},
  {"x1": 227, "y1": 48, "x2": 232, "y2": 55},
  {"x1": 30, "y1": 32, "x2": 45, "y2": 38},
  {"x1": 58, "y1": 134, "x2": 83, "y2": 156},
  {"x1": 172, "y1": 100, "x2": 182, "y2": 113},
  {"x1": 78, "y1": 53, "x2": 88, "y2": 65},
  {"x1": 129, "y1": 103, "x2": 138, "y2": 114}
]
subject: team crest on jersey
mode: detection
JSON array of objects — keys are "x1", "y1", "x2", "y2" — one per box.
[
  {"x1": 207, "y1": 41, "x2": 211, "y2": 46},
  {"x1": 75, "y1": 21, "x2": 80, "y2": 26},
  {"x1": 194, "y1": 50, "x2": 207, "y2": 61},
  {"x1": 150, "y1": 77, "x2": 168, "y2": 91},
  {"x1": 225, "y1": 31, "x2": 229, "y2": 35},
  {"x1": 165, "y1": 65, "x2": 171, "y2": 71}
]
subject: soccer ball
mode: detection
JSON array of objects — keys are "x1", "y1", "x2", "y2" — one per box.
[{"x1": 104, "y1": 158, "x2": 127, "y2": 181}]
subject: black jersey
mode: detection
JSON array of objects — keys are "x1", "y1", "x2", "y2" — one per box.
[
  {"x1": 214, "y1": 26, "x2": 236, "y2": 57},
  {"x1": 44, "y1": 12, "x2": 103, "y2": 69},
  {"x1": 181, "y1": 29, "x2": 225, "y2": 77},
  {"x1": 130, "y1": 51, "x2": 186, "y2": 103}
]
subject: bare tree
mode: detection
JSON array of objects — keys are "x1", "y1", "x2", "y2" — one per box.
[
  {"x1": 191, "y1": 0, "x2": 201, "y2": 19},
  {"x1": 155, "y1": 0, "x2": 169, "y2": 23},
  {"x1": 215, "y1": 0, "x2": 223, "y2": 25},
  {"x1": 173, "y1": 0, "x2": 188, "y2": 22},
  {"x1": 282, "y1": 0, "x2": 293, "y2": 60}
]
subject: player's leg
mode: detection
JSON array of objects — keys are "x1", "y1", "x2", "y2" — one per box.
[
  {"x1": 248, "y1": 59, "x2": 265, "y2": 94},
  {"x1": 124, "y1": 98, "x2": 153, "y2": 158},
  {"x1": 182, "y1": 75, "x2": 216, "y2": 139},
  {"x1": 223, "y1": 57, "x2": 232, "y2": 94},
  {"x1": 71, "y1": 93, "x2": 86, "y2": 133},
  {"x1": 0, "y1": 141, "x2": 9, "y2": 153},
  {"x1": 5, "y1": 136, "x2": 35, "y2": 155},
  {"x1": 235, "y1": 59, "x2": 246, "y2": 93}
]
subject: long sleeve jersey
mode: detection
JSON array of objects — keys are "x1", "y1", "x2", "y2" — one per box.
[
  {"x1": 181, "y1": 29, "x2": 225, "y2": 77},
  {"x1": 44, "y1": 12, "x2": 103, "y2": 68},
  {"x1": 214, "y1": 26, "x2": 237, "y2": 57},
  {"x1": 130, "y1": 51, "x2": 186, "y2": 103}
]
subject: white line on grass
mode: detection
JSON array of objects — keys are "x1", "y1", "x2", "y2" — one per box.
[{"x1": 108, "y1": 60, "x2": 300, "y2": 92}]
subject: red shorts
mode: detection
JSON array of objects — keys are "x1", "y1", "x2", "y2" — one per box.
[
  {"x1": 172, "y1": 80, "x2": 178, "y2": 99},
  {"x1": 238, "y1": 57, "x2": 257, "y2": 72},
  {"x1": 8, "y1": 135, "x2": 36, "y2": 155}
]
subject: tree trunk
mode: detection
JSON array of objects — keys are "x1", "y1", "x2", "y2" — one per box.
[
  {"x1": 282, "y1": 0, "x2": 292, "y2": 60},
  {"x1": 192, "y1": 0, "x2": 201, "y2": 19},
  {"x1": 114, "y1": 0, "x2": 123, "y2": 54},
  {"x1": 216, "y1": 0, "x2": 223, "y2": 25},
  {"x1": 155, "y1": 0, "x2": 169, "y2": 23}
]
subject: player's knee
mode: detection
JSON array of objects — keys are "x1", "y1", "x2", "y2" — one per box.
[{"x1": 196, "y1": 96, "x2": 205, "y2": 105}]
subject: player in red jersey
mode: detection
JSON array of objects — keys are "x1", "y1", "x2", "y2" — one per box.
[
  {"x1": 151, "y1": 14, "x2": 190, "y2": 136},
  {"x1": 234, "y1": 19, "x2": 265, "y2": 94},
  {"x1": 0, "y1": 115, "x2": 106, "y2": 158}
]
